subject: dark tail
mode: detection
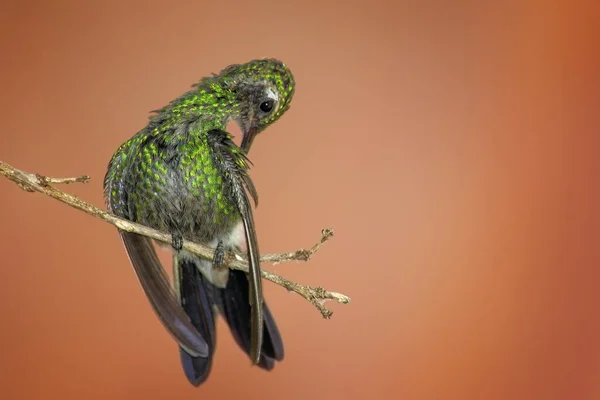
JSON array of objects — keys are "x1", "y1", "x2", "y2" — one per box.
[
  {"x1": 177, "y1": 262, "x2": 284, "y2": 386},
  {"x1": 177, "y1": 258, "x2": 217, "y2": 386},
  {"x1": 215, "y1": 269, "x2": 284, "y2": 370}
]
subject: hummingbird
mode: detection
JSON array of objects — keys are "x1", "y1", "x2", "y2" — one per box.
[{"x1": 103, "y1": 58, "x2": 295, "y2": 385}]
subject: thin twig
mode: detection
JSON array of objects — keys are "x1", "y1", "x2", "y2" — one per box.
[
  {"x1": 36, "y1": 174, "x2": 90, "y2": 185},
  {"x1": 261, "y1": 228, "x2": 335, "y2": 264},
  {"x1": 0, "y1": 160, "x2": 350, "y2": 318}
]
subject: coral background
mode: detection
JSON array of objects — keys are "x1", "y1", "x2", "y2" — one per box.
[{"x1": 0, "y1": 1, "x2": 598, "y2": 399}]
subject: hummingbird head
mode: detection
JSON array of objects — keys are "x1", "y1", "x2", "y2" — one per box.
[{"x1": 219, "y1": 59, "x2": 295, "y2": 153}]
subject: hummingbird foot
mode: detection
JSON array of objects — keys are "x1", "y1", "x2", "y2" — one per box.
[
  {"x1": 171, "y1": 232, "x2": 184, "y2": 251},
  {"x1": 212, "y1": 240, "x2": 225, "y2": 269}
]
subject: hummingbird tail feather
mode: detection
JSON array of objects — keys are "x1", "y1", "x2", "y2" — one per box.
[
  {"x1": 216, "y1": 269, "x2": 284, "y2": 370},
  {"x1": 177, "y1": 257, "x2": 217, "y2": 386}
]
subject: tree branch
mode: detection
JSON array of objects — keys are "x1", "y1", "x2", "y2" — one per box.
[{"x1": 0, "y1": 160, "x2": 350, "y2": 318}]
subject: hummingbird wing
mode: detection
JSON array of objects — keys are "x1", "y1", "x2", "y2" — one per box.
[
  {"x1": 206, "y1": 129, "x2": 264, "y2": 364},
  {"x1": 119, "y1": 231, "x2": 210, "y2": 358}
]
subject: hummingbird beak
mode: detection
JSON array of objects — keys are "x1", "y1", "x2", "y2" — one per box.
[{"x1": 240, "y1": 125, "x2": 257, "y2": 154}]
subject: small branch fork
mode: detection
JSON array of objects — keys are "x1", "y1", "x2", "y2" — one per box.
[{"x1": 0, "y1": 160, "x2": 350, "y2": 318}]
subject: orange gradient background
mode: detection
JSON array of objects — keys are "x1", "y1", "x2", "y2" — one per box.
[{"x1": 0, "y1": 1, "x2": 598, "y2": 399}]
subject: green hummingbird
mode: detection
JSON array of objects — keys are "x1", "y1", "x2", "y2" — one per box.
[{"x1": 103, "y1": 58, "x2": 295, "y2": 385}]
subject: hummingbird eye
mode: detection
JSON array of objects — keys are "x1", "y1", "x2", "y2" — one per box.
[{"x1": 259, "y1": 100, "x2": 274, "y2": 113}]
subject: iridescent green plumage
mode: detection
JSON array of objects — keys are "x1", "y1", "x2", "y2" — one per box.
[
  {"x1": 103, "y1": 58, "x2": 295, "y2": 385},
  {"x1": 106, "y1": 59, "x2": 295, "y2": 228}
]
